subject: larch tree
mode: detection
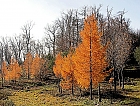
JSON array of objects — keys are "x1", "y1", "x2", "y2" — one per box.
[
  {"x1": 53, "y1": 53, "x2": 64, "y2": 93},
  {"x1": 53, "y1": 50, "x2": 76, "y2": 94},
  {"x1": 53, "y1": 53, "x2": 63, "y2": 78},
  {"x1": 23, "y1": 52, "x2": 33, "y2": 79},
  {"x1": 9, "y1": 58, "x2": 21, "y2": 81},
  {"x1": 31, "y1": 54, "x2": 40, "y2": 79},
  {"x1": 31, "y1": 54, "x2": 45, "y2": 80},
  {"x1": 73, "y1": 14, "x2": 108, "y2": 100},
  {"x1": 60, "y1": 48, "x2": 76, "y2": 95}
]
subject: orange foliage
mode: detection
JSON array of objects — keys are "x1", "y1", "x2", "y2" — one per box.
[
  {"x1": 53, "y1": 50, "x2": 77, "y2": 90},
  {"x1": 61, "y1": 49, "x2": 77, "y2": 89},
  {"x1": 31, "y1": 54, "x2": 45, "y2": 79},
  {"x1": 2, "y1": 58, "x2": 21, "y2": 81},
  {"x1": 61, "y1": 51, "x2": 73, "y2": 79},
  {"x1": 53, "y1": 15, "x2": 109, "y2": 90},
  {"x1": 23, "y1": 52, "x2": 33, "y2": 79},
  {"x1": 53, "y1": 53, "x2": 63, "y2": 78},
  {"x1": 8, "y1": 58, "x2": 21, "y2": 81},
  {"x1": 73, "y1": 14, "x2": 108, "y2": 89}
]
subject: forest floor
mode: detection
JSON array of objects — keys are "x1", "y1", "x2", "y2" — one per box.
[{"x1": 0, "y1": 78, "x2": 140, "y2": 106}]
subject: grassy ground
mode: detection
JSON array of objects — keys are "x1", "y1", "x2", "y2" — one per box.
[
  {"x1": 0, "y1": 78, "x2": 139, "y2": 106},
  {"x1": 121, "y1": 78, "x2": 140, "y2": 106}
]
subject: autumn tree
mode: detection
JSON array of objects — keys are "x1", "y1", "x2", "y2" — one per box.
[
  {"x1": 53, "y1": 50, "x2": 76, "y2": 94},
  {"x1": 23, "y1": 52, "x2": 33, "y2": 79},
  {"x1": 53, "y1": 53, "x2": 63, "y2": 78},
  {"x1": 8, "y1": 58, "x2": 21, "y2": 82},
  {"x1": 60, "y1": 49, "x2": 76, "y2": 95},
  {"x1": 73, "y1": 14, "x2": 108, "y2": 99},
  {"x1": 53, "y1": 53, "x2": 63, "y2": 92},
  {"x1": 1, "y1": 58, "x2": 21, "y2": 84},
  {"x1": 31, "y1": 54, "x2": 45, "y2": 80}
]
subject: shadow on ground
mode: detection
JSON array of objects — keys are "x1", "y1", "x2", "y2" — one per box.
[{"x1": 100, "y1": 90, "x2": 140, "y2": 106}]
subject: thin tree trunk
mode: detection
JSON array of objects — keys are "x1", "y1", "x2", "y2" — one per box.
[
  {"x1": 58, "y1": 79, "x2": 62, "y2": 94},
  {"x1": 121, "y1": 69, "x2": 124, "y2": 89},
  {"x1": 98, "y1": 83, "x2": 101, "y2": 102},
  {"x1": 118, "y1": 71, "x2": 121, "y2": 88},
  {"x1": 113, "y1": 69, "x2": 117, "y2": 93},
  {"x1": 71, "y1": 82, "x2": 74, "y2": 95},
  {"x1": 90, "y1": 77, "x2": 92, "y2": 100},
  {"x1": 89, "y1": 36, "x2": 93, "y2": 100}
]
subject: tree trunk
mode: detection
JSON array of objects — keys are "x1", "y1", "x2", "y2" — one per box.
[
  {"x1": 89, "y1": 36, "x2": 93, "y2": 100},
  {"x1": 90, "y1": 77, "x2": 93, "y2": 100},
  {"x1": 113, "y1": 69, "x2": 117, "y2": 93},
  {"x1": 58, "y1": 79, "x2": 62, "y2": 94},
  {"x1": 121, "y1": 69, "x2": 124, "y2": 89},
  {"x1": 98, "y1": 83, "x2": 101, "y2": 102},
  {"x1": 118, "y1": 71, "x2": 121, "y2": 88},
  {"x1": 71, "y1": 82, "x2": 74, "y2": 95}
]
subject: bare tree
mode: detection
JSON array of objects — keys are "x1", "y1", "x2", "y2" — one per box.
[
  {"x1": 47, "y1": 9, "x2": 82, "y2": 54},
  {"x1": 1, "y1": 37, "x2": 12, "y2": 64},
  {"x1": 45, "y1": 24, "x2": 57, "y2": 57},
  {"x1": 9, "y1": 35, "x2": 24, "y2": 64},
  {"x1": 0, "y1": 42, "x2": 4, "y2": 87},
  {"x1": 102, "y1": 10, "x2": 132, "y2": 90},
  {"x1": 21, "y1": 21, "x2": 35, "y2": 56},
  {"x1": 33, "y1": 40, "x2": 46, "y2": 57}
]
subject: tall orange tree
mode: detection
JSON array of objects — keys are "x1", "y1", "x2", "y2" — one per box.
[
  {"x1": 53, "y1": 53, "x2": 64, "y2": 93},
  {"x1": 73, "y1": 14, "x2": 108, "y2": 99},
  {"x1": 53, "y1": 51, "x2": 77, "y2": 94},
  {"x1": 31, "y1": 54, "x2": 45, "y2": 80},
  {"x1": 9, "y1": 58, "x2": 21, "y2": 81},
  {"x1": 23, "y1": 52, "x2": 33, "y2": 79},
  {"x1": 53, "y1": 53, "x2": 63, "y2": 79},
  {"x1": 60, "y1": 49, "x2": 76, "y2": 95}
]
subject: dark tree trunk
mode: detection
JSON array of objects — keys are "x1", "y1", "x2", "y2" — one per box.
[
  {"x1": 113, "y1": 69, "x2": 117, "y2": 93},
  {"x1": 90, "y1": 77, "x2": 93, "y2": 100},
  {"x1": 89, "y1": 36, "x2": 93, "y2": 100},
  {"x1": 98, "y1": 83, "x2": 101, "y2": 102},
  {"x1": 71, "y1": 82, "x2": 74, "y2": 95},
  {"x1": 118, "y1": 71, "x2": 121, "y2": 88},
  {"x1": 121, "y1": 69, "x2": 124, "y2": 89}
]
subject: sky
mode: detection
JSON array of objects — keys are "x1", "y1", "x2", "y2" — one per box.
[{"x1": 0, "y1": 0, "x2": 140, "y2": 40}]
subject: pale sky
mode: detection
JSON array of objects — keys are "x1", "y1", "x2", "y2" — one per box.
[{"x1": 0, "y1": 0, "x2": 140, "y2": 40}]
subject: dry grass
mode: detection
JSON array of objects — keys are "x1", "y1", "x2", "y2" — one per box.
[{"x1": 4, "y1": 78, "x2": 140, "y2": 106}]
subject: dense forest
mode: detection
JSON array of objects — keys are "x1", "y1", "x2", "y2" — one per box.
[{"x1": 1, "y1": 6, "x2": 140, "y2": 104}]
